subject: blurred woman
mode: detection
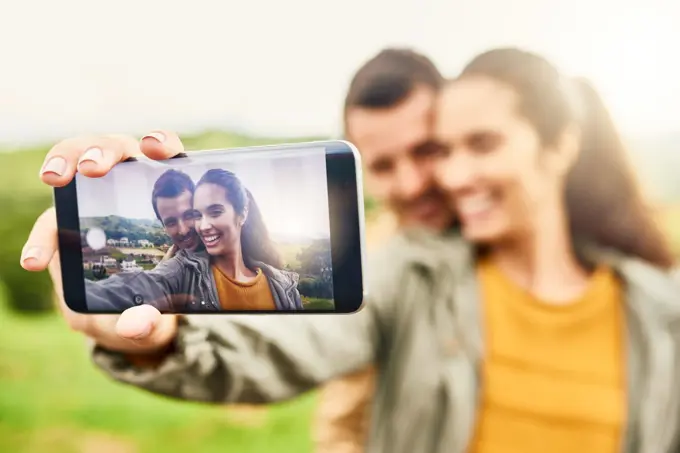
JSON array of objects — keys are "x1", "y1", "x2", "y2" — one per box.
[
  {"x1": 84, "y1": 168, "x2": 303, "y2": 312},
  {"x1": 426, "y1": 48, "x2": 677, "y2": 453},
  {"x1": 23, "y1": 47, "x2": 679, "y2": 453}
]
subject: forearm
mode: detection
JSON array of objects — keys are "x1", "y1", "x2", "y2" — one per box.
[
  {"x1": 90, "y1": 246, "x2": 399, "y2": 406},
  {"x1": 84, "y1": 272, "x2": 174, "y2": 312},
  {"x1": 91, "y1": 312, "x2": 381, "y2": 405}
]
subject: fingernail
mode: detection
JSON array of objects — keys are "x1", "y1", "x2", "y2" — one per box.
[
  {"x1": 78, "y1": 147, "x2": 103, "y2": 167},
  {"x1": 40, "y1": 157, "x2": 67, "y2": 177},
  {"x1": 141, "y1": 132, "x2": 165, "y2": 144},
  {"x1": 21, "y1": 246, "x2": 42, "y2": 265}
]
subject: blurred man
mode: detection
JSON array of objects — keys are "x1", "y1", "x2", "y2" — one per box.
[
  {"x1": 345, "y1": 48, "x2": 453, "y2": 235},
  {"x1": 313, "y1": 48, "x2": 455, "y2": 453}
]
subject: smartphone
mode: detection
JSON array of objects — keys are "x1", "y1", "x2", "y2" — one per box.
[{"x1": 54, "y1": 140, "x2": 366, "y2": 314}]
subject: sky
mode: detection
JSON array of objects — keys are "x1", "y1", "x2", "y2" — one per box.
[
  {"x1": 76, "y1": 146, "x2": 331, "y2": 239},
  {"x1": 0, "y1": 0, "x2": 678, "y2": 147}
]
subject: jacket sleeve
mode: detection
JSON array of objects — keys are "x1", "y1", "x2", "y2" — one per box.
[
  {"x1": 90, "y1": 248, "x2": 400, "y2": 404},
  {"x1": 84, "y1": 258, "x2": 184, "y2": 312}
]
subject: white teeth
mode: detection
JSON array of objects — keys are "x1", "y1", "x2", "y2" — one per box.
[
  {"x1": 457, "y1": 194, "x2": 493, "y2": 216},
  {"x1": 203, "y1": 235, "x2": 219, "y2": 243}
]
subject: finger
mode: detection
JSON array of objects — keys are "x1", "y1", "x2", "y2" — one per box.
[
  {"x1": 19, "y1": 207, "x2": 93, "y2": 330},
  {"x1": 40, "y1": 134, "x2": 141, "y2": 187},
  {"x1": 20, "y1": 207, "x2": 58, "y2": 272},
  {"x1": 20, "y1": 207, "x2": 66, "y2": 311},
  {"x1": 116, "y1": 305, "x2": 178, "y2": 352},
  {"x1": 139, "y1": 130, "x2": 185, "y2": 161}
]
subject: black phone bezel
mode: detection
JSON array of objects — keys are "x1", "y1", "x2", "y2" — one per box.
[{"x1": 54, "y1": 140, "x2": 365, "y2": 314}]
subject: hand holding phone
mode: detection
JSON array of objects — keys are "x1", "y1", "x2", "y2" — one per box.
[
  {"x1": 22, "y1": 131, "x2": 366, "y2": 319},
  {"x1": 21, "y1": 131, "x2": 185, "y2": 354}
]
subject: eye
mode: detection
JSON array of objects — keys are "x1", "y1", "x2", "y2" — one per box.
[
  {"x1": 369, "y1": 158, "x2": 393, "y2": 174},
  {"x1": 468, "y1": 132, "x2": 502, "y2": 153},
  {"x1": 208, "y1": 208, "x2": 223, "y2": 218},
  {"x1": 182, "y1": 210, "x2": 198, "y2": 221},
  {"x1": 413, "y1": 141, "x2": 450, "y2": 159}
]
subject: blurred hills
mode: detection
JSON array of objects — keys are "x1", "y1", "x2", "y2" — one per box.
[
  {"x1": 1, "y1": 128, "x2": 675, "y2": 202},
  {"x1": 0, "y1": 129, "x2": 326, "y2": 197}
]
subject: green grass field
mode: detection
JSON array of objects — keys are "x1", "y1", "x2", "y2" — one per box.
[
  {"x1": 0, "y1": 293, "x2": 319, "y2": 453},
  {"x1": 303, "y1": 297, "x2": 334, "y2": 310}
]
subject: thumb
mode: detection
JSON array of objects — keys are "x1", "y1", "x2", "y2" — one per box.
[{"x1": 116, "y1": 305, "x2": 178, "y2": 353}]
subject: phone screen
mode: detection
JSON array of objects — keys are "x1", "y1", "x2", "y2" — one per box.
[{"x1": 54, "y1": 141, "x2": 365, "y2": 314}]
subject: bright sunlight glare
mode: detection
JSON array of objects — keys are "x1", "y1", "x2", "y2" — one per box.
[{"x1": 564, "y1": 7, "x2": 679, "y2": 137}]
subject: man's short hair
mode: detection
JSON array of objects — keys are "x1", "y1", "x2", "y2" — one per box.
[
  {"x1": 151, "y1": 169, "x2": 195, "y2": 222},
  {"x1": 344, "y1": 48, "x2": 444, "y2": 117}
]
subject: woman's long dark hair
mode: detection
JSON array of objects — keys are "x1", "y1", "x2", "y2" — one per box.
[
  {"x1": 458, "y1": 48, "x2": 674, "y2": 269},
  {"x1": 196, "y1": 169, "x2": 283, "y2": 269}
]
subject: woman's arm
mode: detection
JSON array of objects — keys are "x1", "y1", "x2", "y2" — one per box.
[
  {"x1": 90, "y1": 246, "x2": 401, "y2": 404},
  {"x1": 92, "y1": 297, "x2": 386, "y2": 403}
]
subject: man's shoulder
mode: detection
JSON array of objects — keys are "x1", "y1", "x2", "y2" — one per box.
[
  {"x1": 369, "y1": 227, "x2": 465, "y2": 267},
  {"x1": 365, "y1": 231, "x2": 417, "y2": 280},
  {"x1": 365, "y1": 228, "x2": 466, "y2": 297}
]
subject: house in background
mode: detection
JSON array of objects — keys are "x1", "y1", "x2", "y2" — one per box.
[
  {"x1": 91, "y1": 255, "x2": 121, "y2": 277},
  {"x1": 121, "y1": 255, "x2": 143, "y2": 272}
]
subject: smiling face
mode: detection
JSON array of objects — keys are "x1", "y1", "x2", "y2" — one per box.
[
  {"x1": 155, "y1": 190, "x2": 200, "y2": 251},
  {"x1": 433, "y1": 76, "x2": 571, "y2": 244},
  {"x1": 192, "y1": 182, "x2": 246, "y2": 257}
]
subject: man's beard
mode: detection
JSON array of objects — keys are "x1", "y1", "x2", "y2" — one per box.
[
  {"x1": 174, "y1": 231, "x2": 199, "y2": 250},
  {"x1": 392, "y1": 188, "x2": 449, "y2": 222}
]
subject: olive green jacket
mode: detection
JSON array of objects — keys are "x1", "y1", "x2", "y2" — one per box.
[{"x1": 91, "y1": 229, "x2": 680, "y2": 453}]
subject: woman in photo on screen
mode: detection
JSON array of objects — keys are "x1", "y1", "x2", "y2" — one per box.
[
  {"x1": 22, "y1": 47, "x2": 680, "y2": 453},
  {"x1": 82, "y1": 168, "x2": 304, "y2": 312}
]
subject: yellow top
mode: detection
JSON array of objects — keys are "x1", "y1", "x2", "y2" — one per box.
[
  {"x1": 212, "y1": 265, "x2": 276, "y2": 311},
  {"x1": 468, "y1": 259, "x2": 627, "y2": 453}
]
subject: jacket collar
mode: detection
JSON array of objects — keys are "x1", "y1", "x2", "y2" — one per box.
[{"x1": 174, "y1": 250, "x2": 299, "y2": 291}]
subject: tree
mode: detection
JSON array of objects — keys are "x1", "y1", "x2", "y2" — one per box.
[{"x1": 296, "y1": 239, "x2": 333, "y2": 299}]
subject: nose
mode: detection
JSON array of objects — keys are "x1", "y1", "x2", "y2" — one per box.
[
  {"x1": 394, "y1": 161, "x2": 429, "y2": 200},
  {"x1": 177, "y1": 219, "x2": 192, "y2": 236},
  {"x1": 436, "y1": 152, "x2": 475, "y2": 193},
  {"x1": 197, "y1": 216, "x2": 212, "y2": 232}
]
